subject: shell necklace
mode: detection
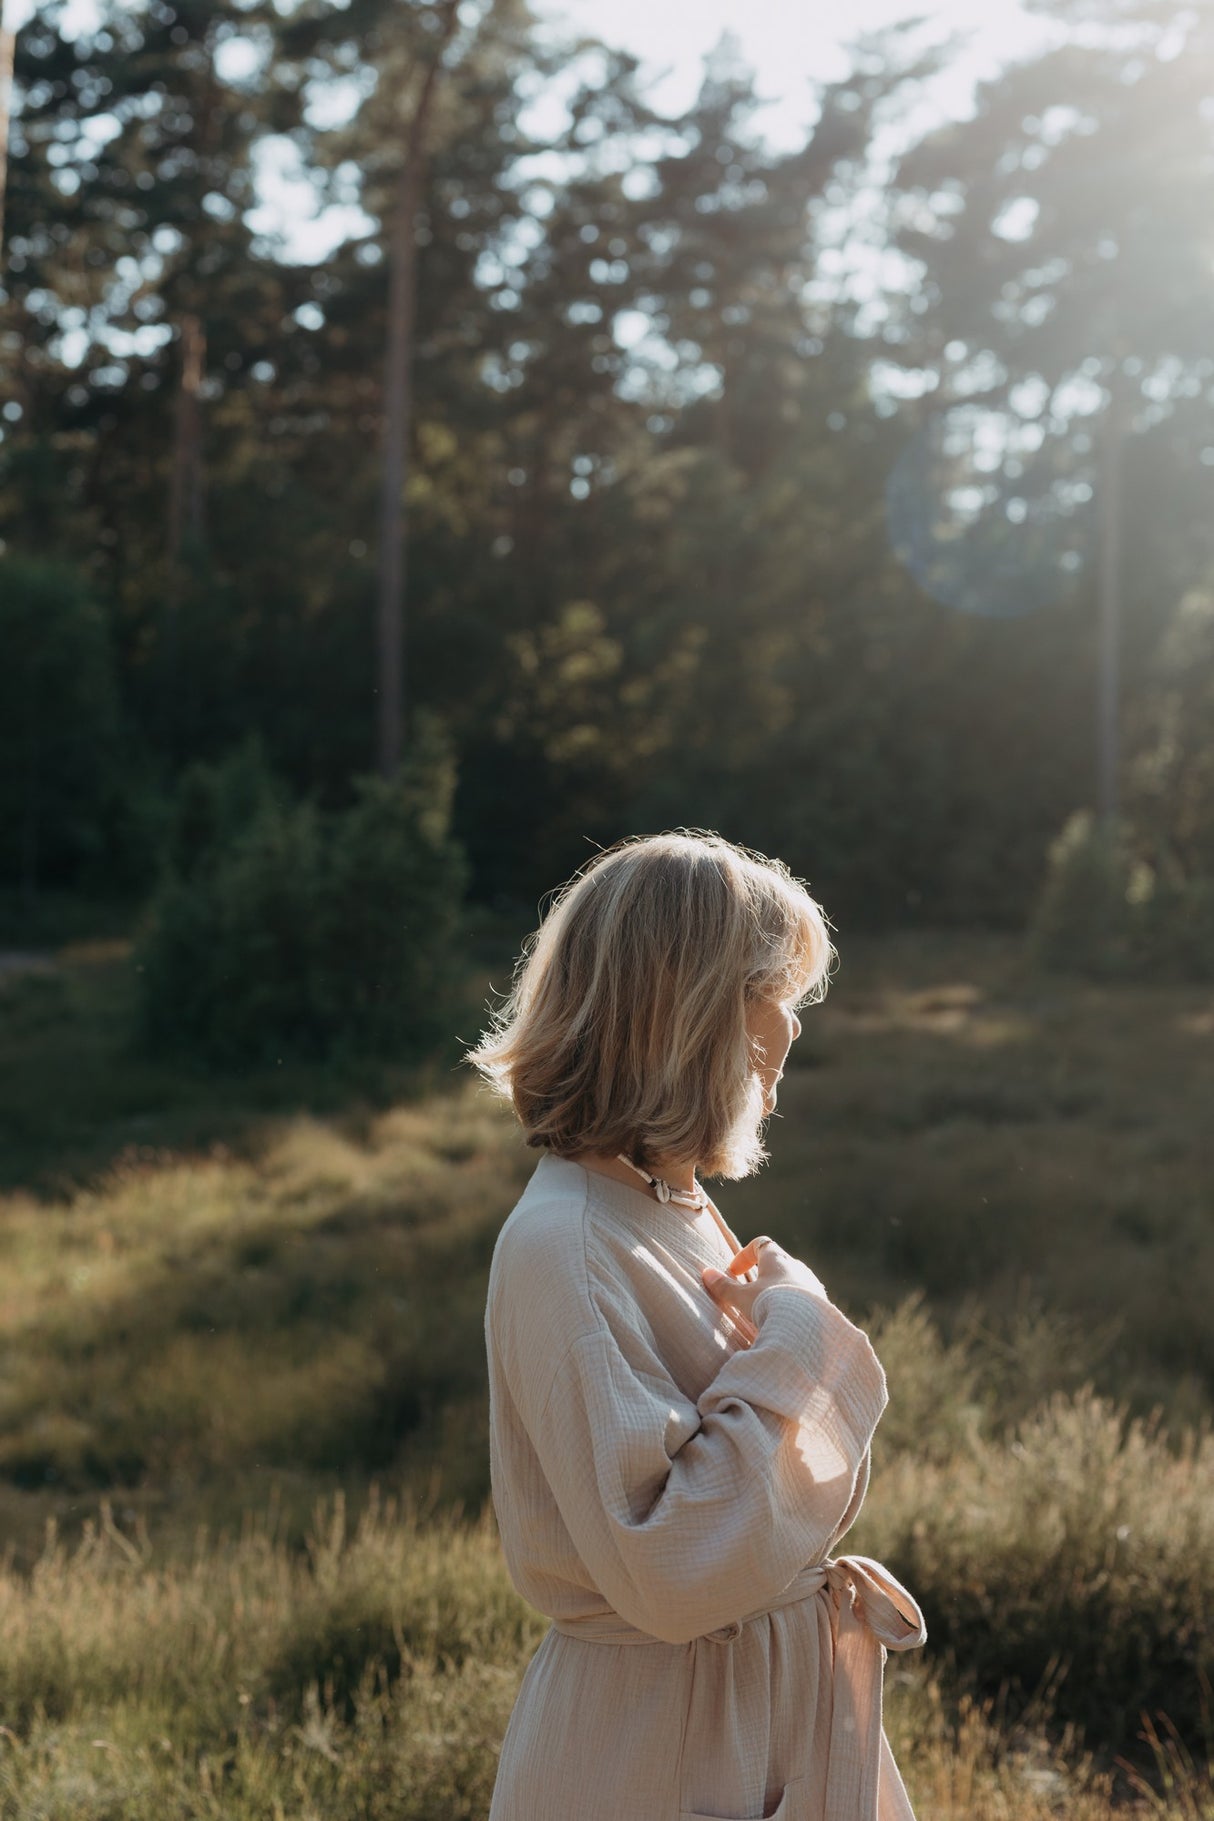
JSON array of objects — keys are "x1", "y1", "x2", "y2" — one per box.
[{"x1": 616, "y1": 1153, "x2": 708, "y2": 1212}]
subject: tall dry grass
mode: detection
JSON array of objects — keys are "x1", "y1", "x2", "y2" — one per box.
[
  {"x1": 1, "y1": 927, "x2": 1212, "y2": 1813},
  {"x1": 1, "y1": 1493, "x2": 1209, "y2": 1821}
]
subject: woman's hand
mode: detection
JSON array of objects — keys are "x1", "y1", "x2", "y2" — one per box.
[{"x1": 702, "y1": 1237, "x2": 827, "y2": 1343}]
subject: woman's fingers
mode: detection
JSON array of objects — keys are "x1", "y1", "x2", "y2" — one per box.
[
  {"x1": 702, "y1": 1265, "x2": 748, "y2": 1312},
  {"x1": 703, "y1": 1235, "x2": 826, "y2": 1340},
  {"x1": 701, "y1": 1268, "x2": 758, "y2": 1344},
  {"x1": 722, "y1": 1236, "x2": 829, "y2": 1302},
  {"x1": 728, "y1": 1236, "x2": 776, "y2": 1278}
]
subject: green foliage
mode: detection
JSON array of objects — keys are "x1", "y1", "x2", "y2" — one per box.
[
  {"x1": 314, "y1": 737, "x2": 468, "y2": 1057},
  {"x1": 859, "y1": 1389, "x2": 1214, "y2": 1759},
  {"x1": 133, "y1": 727, "x2": 468, "y2": 1066},
  {"x1": 1144, "y1": 873, "x2": 1214, "y2": 983},
  {"x1": 1028, "y1": 810, "x2": 1214, "y2": 981},
  {"x1": 5, "y1": 0, "x2": 1214, "y2": 932},
  {"x1": 163, "y1": 735, "x2": 290, "y2": 880},
  {"x1": 1027, "y1": 810, "x2": 1141, "y2": 978},
  {"x1": 0, "y1": 558, "x2": 124, "y2": 895}
]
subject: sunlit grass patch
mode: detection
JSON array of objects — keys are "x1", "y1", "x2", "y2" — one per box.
[
  {"x1": 722, "y1": 936, "x2": 1214, "y2": 1419},
  {"x1": 0, "y1": 1076, "x2": 529, "y2": 1554},
  {"x1": 0, "y1": 1494, "x2": 541, "y2": 1733},
  {"x1": 0, "y1": 1495, "x2": 536, "y2": 1820},
  {"x1": 0, "y1": 932, "x2": 500, "y2": 1196}
]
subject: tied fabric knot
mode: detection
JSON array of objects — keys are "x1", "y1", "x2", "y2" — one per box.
[
  {"x1": 818, "y1": 1554, "x2": 925, "y2": 1821},
  {"x1": 823, "y1": 1553, "x2": 925, "y2": 1651}
]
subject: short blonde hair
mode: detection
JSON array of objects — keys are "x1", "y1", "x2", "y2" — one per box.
[{"x1": 466, "y1": 830, "x2": 837, "y2": 1179}]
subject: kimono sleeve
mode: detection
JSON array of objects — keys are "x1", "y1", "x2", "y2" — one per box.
[{"x1": 525, "y1": 1286, "x2": 888, "y2": 1645}]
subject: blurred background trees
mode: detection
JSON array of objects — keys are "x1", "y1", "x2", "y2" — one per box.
[{"x1": 2, "y1": 0, "x2": 1213, "y2": 1000}]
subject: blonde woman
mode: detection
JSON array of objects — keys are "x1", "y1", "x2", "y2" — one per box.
[{"x1": 469, "y1": 831, "x2": 925, "y2": 1821}]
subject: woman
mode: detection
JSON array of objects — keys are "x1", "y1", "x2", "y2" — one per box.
[{"x1": 469, "y1": 831, "x2": 925, "y2": 1821}]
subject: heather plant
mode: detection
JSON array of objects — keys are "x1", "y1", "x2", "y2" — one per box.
[
  {"x1": 858, "y1": 1389, "x2": 1214, "y2": 1756},
  {"x1": 133, "y1": 722, "x2": 467, "y2": 1066},
  {"x1": 0, "y1": 1498, "x2": 534, "y2": 1821}
]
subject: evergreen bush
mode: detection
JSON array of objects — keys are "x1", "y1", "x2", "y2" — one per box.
[
  {"x1": 134, "y1": 723, "x2": 468, "y2": 1066},
  {"x1": 314, "y1": 763, "x2": 468, "y2": 1058},
  {"x1": 1134, "y1": 870, "x2": 1214, "y2": 984},
  {"x1": 1028, "y1": 810, "x2": 1214, "y2": 981},
  {"x1": 1027, "y1": 810, "x2": 1139, "y2": 978}
]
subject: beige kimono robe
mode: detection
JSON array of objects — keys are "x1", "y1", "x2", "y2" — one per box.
[{"x1": 485, "y1": 1152, "x2": 925, "y2": 1821}]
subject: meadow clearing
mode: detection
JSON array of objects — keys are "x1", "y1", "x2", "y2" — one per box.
[{"x1": 0, "y1": 926, "x2": 1211, "y2": 1819}]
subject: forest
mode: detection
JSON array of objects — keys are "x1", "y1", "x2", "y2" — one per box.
[{"x1": 3, "y1": 0, "x2": 1213, "y2": 944}]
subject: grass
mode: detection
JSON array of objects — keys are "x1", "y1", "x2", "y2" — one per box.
[
  {"x1": 0, "y1": 1498, "x2": 536, "y2": 1821},
  {"x1": 728, "y1": 925, "x2": 1214, "y2": 1425},
  {"x1": 0, "y1": 1083, "x2": 525, "y2": 1552},
  {"x1": 0, "y1": 1496, "x2": 1208, "y2": 1820},
  {"x1": 859, "y1": 1380, "x2": 1214, "y2": 1751},
  {"x1": 0, "y1": 922, "x2": 1212, "y2": 1814}
]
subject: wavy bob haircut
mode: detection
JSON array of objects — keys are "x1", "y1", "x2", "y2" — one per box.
[{"x1": 466, "y1": 830, "x2": 837, "y2": 1180}]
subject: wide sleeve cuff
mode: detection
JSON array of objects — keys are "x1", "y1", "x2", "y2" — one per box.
[{"x1": 745, "y1": 1284, "x2": 889, "y2": 1461}]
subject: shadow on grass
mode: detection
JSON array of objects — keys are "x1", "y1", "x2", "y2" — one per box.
[{"x1": 0, "y1": 925, "x2": 518, "y2": 1199}]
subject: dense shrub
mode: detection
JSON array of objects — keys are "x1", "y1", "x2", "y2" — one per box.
[
  {"x1": 162, "y1": 733, "x2": 290, "y2": 878},
  {"x1": 133, "y1": 724, "x2": 468, "y2": 1065},
  {"x1": 1028, "y1": 809, "x2": 1214, "y2": 981},
  {"x1": 312, "y1": 764, "x2": 468, "y2": 1056},
  {"x1": 859, "y1": 1388, "x2": 1214, "y2": 1758},
  {"x1": 1027, "y1": 811, "x2": 1140, "y2": 978},
  {"x1": 1135, "y1": 870, "x2": 1214, "y2": 983}
]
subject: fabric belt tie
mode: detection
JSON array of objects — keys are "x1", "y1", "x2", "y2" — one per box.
[{"x1": 552, "y1": 1553, "x2": 926, "y2": 1821}]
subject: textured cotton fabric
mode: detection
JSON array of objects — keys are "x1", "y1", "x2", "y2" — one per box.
[{"x1": 485, "y1": 1151, "x2": 925, "y2": 1821}]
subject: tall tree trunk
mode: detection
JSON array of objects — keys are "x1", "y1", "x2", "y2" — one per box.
[
  {"x1": 375, "y1": 0, "x2": 459, "y2": 779},
  {"x1": 0, "y1": 0, "x2": 15, "y2": 261},
  {"x1": 376, "y1": 149, "x2": 423, "y2": 779},
  {"x1": 164, "y1": 310, "x2": 206, "y2": 748},
  {"x1": 1097, "y1": 366, "x2": 1123, "y2": 829},
  {"x1": 162, "y1": 20, "x2": 217, "y2": 750},
  {"x1": 169, "y1": 310, "x2": 207, "y2": 563}
]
